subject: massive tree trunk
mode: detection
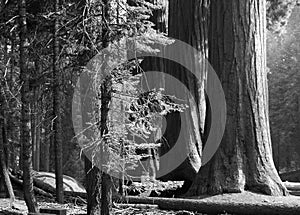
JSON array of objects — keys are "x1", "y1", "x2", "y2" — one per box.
[
  {"x1": 53, "y1": 0, "x2": 64, "y2": 203},
  {"x1": 159, "y1": 0, "x2": 210, "y2": 183},
  {"x1": 187, "y1": 0, "x2": 287, "y2": 196},
  {"x1": 18, "y1": 0, "x2": 38, "y2": 212}
]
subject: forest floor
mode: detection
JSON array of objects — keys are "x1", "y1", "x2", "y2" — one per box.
[{"x1": 1, "y1": 190, "x2": 300, "y2": 215}]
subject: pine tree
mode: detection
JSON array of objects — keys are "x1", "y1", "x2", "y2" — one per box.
[{"x1": 18, "y1": 0, "x2": 38, "y2": 211}]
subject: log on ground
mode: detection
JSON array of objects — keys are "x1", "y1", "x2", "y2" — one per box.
[
  {"x1": 114, "y1": 195, "x2": 300, "y2": 215},
  {"x1": 283, "y1": 181, "x2": 300, "y2": 191},
  {"x1": 9, "y1": 174, "x2": 52, "y2": 198}
]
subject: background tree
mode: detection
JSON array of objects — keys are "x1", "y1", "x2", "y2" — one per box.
[
  {"x1": 18, "y1": 0, "x2": 38, "y2": 211},
  {"x1": 53, "y1": 0, "x2": 64, "y2": 203},
  {"x1": 0, "y1": 87, "x2": 15, "y2": 202}
]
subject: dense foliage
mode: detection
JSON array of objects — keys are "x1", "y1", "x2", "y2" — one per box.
[
  {"x1": 268, "y1": 6, "x2": 300, "y2": 172},
  {"x1": 267, "y1": 0, "x2": 300, "y2": 33}
]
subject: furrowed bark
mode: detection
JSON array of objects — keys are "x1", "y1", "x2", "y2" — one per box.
[{"x1": 187, "y1": 0, "x2": 287, "y2": 196}]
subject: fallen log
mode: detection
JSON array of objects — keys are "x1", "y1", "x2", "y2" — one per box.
[
  {"x1": 40, "y1": 208, "x2": 67, "y2": 215},
  {"x1": 33, "y1": 177, "x2": 87, "y2": 199},
  {"x1": 33, "y1": 177, "x2": 56, "y2": 193},
  {"x1": 289, "y1": 190, "x2": 300, "y2": 196},
  {"x1": 114, "y1": 203, "x2": 159, "y2": 209},
  {"x1": 283, "y1": 181, "x2": 300, "y2": 191},
  {"x1": 9, "y1": 173, "x2": 53, "y2": 198},
  {"x1": 34, "y1": 177, "x2": 87, "y2": 199},
  {"x1": 114, "y1": 195, "x2": 300, "y2": 215},
  {"x1": 9, "y1": 171, "x2": 88, "y2": 199},
  {"x1": 33, "y1": 171, "x2": 86, "y2": 193}
]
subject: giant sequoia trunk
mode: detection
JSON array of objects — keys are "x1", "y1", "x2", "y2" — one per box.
[
  {"x1": 159, "y1": 0, "x2": 210, "y2": 183},
  {"x1": 18, "y1": 0, "x2": 38, "y2": 212},
  {"x1": 187, "y1": 0, "x2": 287, "y2": 196}
]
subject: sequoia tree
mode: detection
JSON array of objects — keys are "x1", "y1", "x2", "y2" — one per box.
[
  {"x1": 187, "y1": 0, "x2": 288, "y2": 196},
  {"x1": 159, "y1": 0, "x2": 210, "y2": 183}
]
